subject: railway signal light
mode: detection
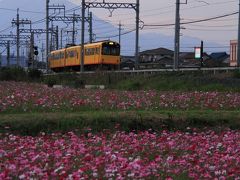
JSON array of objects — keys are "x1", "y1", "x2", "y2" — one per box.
[{"x1": 34, "y1": 46, "x2": 39, "y2": 56}]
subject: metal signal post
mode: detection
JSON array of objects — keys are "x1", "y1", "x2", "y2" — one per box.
[{"x1": 12, "y1": 9, "x2": 31, "y2": 66}]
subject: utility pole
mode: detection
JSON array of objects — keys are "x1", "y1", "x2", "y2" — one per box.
[
  {"x1": 29, "y1": 32, "x2": 34, "y2": 68},
  {"x1": 46, "y1": 0, "x2": 49, "y2": 72},
  {"x1": 11, "y1": 8, "x2": 20, "y2": 67},
  {"x1": 56, "y1": 26, "x2": 59, "y2": 50},
  {"x1": 81, "y1": 0, "x2": 85, "y2": 72},
  {"x1": 238, "y1": 0, "x2": 240, "y2": 66},
  {"x1": 119, "y1": 21, "x2": 123, "y2": 55},
  {"x1": 7, "y1": 40, "x2": 10, "y2": 67},
  {"x1": 174, "y1": 0, "x2": 187, "y2": 70},
  {"x1": 50, "y1": 23, "x2": 53, "y2": 51},
  {"x1": 60, "y1": 29, "x2": 63, "y2": 49},
  {"x1": 16, "y1": 8, "x2": 20, "y2": 66},
  {"x1": 118, "y1": 21, "x2": 122, "y2": 46},
  {"x1": 174, "y1": 0, "x2": 180, "y2": 70},
  {"x1": 135, "y1": 0, "x2": 140, "y2": 69},
  {"x1": 72, "y1": 11, "x2": 76, "y2": 44},
  {"x1": 89, "y1": 12, "x2": 93, "y2": 43},
  {"x1": 12, "y1": 9, "x2": 31, "y2": 67},
  {"x1": 42, "y1": 43, "x2": 45, "y2": 63}
]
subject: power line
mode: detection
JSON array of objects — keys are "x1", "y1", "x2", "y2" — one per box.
[
  {"x1": 0, "y1": 7, "x2": 44, "y2": 14},
  {"x1": 96, "y1": 28, "x2": 135, "y2": 39},
  {"x1": 186, "y1": 24, "x2": 237, "y2": 28},
  {"x1": 0, "y1": 26, "x2": 13, "y2": 33},
  {"x1": 143, "y1": 11, "x2": 238, "y2": 27},
  {"x1": 183, "y1": 28, "x2": 237, "y2": 32}
]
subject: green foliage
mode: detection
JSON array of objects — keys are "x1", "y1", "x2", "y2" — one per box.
[
  {"x1": 27, "y1": 69, "x2": 43, "y2": 80},
  {"x1": 233, "y1": 70, "x2": 240, "y2": 78},
  {"x1": 72, "y1": 78, "x2": 86, "y2": 88},
  {"x1": 111, "y1": 71, "x2": 240, "y2": 92},
  {"x1": 0, "y1": 67, "x2": 27, "y2": 81},
  {"x1": 43, "y1": 76, "x2": 58, "y2": 87}
]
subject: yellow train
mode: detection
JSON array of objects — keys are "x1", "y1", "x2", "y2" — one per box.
[{"x1": 49, "y1": 40, "x2": 120, "y2": 72}]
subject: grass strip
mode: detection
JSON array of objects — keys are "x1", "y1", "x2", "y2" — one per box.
[{"x1": 0, "y1": 110, "x2": 240, "y2": 135}]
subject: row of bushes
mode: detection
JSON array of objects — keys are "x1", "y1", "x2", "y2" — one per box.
[{"x1": 0, "y1": 67, "x2": 42, "y2": 81}]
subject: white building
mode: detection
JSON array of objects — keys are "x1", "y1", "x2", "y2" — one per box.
[{"x1": 230, "y1": 40, "x2": 238, "y2": 66}]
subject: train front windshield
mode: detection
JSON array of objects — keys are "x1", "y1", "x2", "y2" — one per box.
[{"x1": 102, "y1": 42, "x2": 120, "y2": 56}]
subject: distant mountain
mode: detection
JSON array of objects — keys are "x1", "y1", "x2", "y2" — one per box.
[{"x1": 0, "y1": 0, "x2": 228, "y2": 56}]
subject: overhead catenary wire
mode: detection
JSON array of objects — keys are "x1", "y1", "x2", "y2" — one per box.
[
  {"x1": 96, "y1": 28, "x2": 135, "y2": 39},
  {"x1": 143, "y1": 11, "x2": 238, "y2": 27}
]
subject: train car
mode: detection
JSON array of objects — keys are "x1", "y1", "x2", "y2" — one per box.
[
  {"x1": 48, "y1": 48, "x2": 66, "y2": 72},
  {"x1": 65, "y1": 45, "x2": 80, "y2": 71},
  {"x1": 49, "y1": 40, "x2": 120, "y2": 72}
]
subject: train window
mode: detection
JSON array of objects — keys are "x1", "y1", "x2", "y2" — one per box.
[
  {"x1": 102, "y1": 43, "x2": 120, "y2": 56},
  {"x1": 85, "y1": 48, "x2": 96, "y2": 56},
  {"x1": 85, "y1": 49, "x2": 89, "y2": 55},
  {"x1": 96, "y1": 48, "x2": 100, "y2": 54},
  {"x1": 102, "y1": 47, "x2": 111, "y2": 55},
  {"x1": 67, "y1": 51, "x2": 76, "y2": 58}
]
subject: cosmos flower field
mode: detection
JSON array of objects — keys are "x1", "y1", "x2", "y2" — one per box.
[
  {"x1": 0, "y1": 81, "x2": 240, "y2": 179},
  {"x1": 0, "y1": 130, "x2": 240, "y2": 179},
  {"x1": 0, "y1": 81, "x2": 240, "y2": 112}
]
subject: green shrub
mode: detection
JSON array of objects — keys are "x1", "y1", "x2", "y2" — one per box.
[
  {"x1": 44, "y1": 76, "x2": 58, "y2": 87},
  {"x1": 28, "y1": 69, "x2": 43, "y2": 80},
  {"x1": 73, "y1": 79, "x2": 85, "y2": 88},
  {"x1": 0, "y1": 67, "x2": 27, "y2": 81},
  {"x1": 233, "y1": 70, "x2": 240, "y2": 79}
]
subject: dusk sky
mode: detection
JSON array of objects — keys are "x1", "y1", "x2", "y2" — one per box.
[
  {"x1": 70, "y1": 0, "x2": 238, "y2": 46},
  {"x1": 0, "y1": 0, "x2": 239, "y2": 54}
]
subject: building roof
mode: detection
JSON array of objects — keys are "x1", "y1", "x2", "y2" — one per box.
[
  {"x1": 210, "y1": 52, "x2": 229, "y2": 61},
  {"x1": 179, "y1": 52, "x2": 195, "y2": 59},
  {"x1": 139, "y1": 47, "x2": 173, "y2": 56},
  {"x1": 180, "y1": 52, "x2": 209, "y2": 60}
]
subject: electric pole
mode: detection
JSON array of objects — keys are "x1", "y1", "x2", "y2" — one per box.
[
  {"x1": 81, "y1": 0, "x2": 85, "y2": 72},
  {"x1": 237, "y1": 0, "x2": 240, "y2": 66},
  {"x1": 119, "y1": 21, "x2": 123, "y2": 55},
  {"x1": 72, "y1": 11, "x2": 76, "y2": 44},
  {"x1": 89, "y1": 12, "x2": 93, "y2": 43},
  {"x1": 135, "y1": 0, "x2": 140, "y2": 69},
  {"x1": 174, "y1": 0, "x2": 180, "y2": 70},
  {"x1": 50, "y1": 22, "x2": 54, "y2": 51},
  {"x1": 42, "y1": 43, "x2": 45, "y2": 63},
  {"x1": 119, "y1": 22, "x2": 122, "y2": 46},
  {"x1": 29, "y1": 32, "x2": 34, "y2": 68},
  {"x1": 12, "y1": 9, "x2": 31, "y2": 67},
  {"x1": 7, "y1": 41, "x2": 10, "y2": 67},
  {"x1": 60, "y1": 29, "x2": 63, "y2": 49},
  {"x1": 174, "y1": 0, "x2": 187, "y2": 70},
  {"x1": 16, "y1": 9, "x2": 20, "y2": 66},
  {"x1": 46, "y1": 0, "x2": 49, "y2": 72},
  {"x1": 56, "y1": 26, "x2": 59, "y2": 50}
]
